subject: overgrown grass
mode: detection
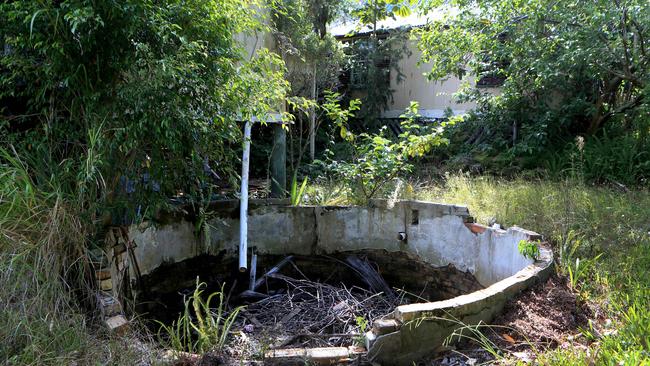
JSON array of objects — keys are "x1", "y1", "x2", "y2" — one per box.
[
  {"x1": 416, "y1": 175, "x2": 650, "y2": 364},
  {"x1": 0, "y1": 153, "x2": 152, "y2": 365},
  {"x1": 3, "y1": 143, "x2": 648, "y2": 365}
]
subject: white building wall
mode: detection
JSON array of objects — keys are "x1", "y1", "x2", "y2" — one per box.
[{"x1": 384, "y1": 38, "x2": 497, "y2": 119}]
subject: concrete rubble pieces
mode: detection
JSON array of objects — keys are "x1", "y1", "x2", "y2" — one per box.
[{"x1": 265, "y1": 346, "x2": 366, "y2": 365}]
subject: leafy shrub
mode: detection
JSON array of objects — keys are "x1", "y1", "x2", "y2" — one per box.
[
  {"x1": 328, "y1": 103, "x2": 457, "y2": 204},
  {"x1": 1, "y1": 0, "x2": 288, "y2": 218},
  {"x1": 335, "y1": 130, "x2": 412, "y2": 203}
]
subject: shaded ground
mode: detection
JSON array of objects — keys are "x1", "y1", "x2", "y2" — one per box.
[
  {"x1": 425, "y1": 275, "x2": 592, "y2": 365},
  {"x1": 160, "y1": 265, "x2": 597, "y2": 366},
  {"x1": 143, "y1": 250, "x2": 484, "y2": 364}
]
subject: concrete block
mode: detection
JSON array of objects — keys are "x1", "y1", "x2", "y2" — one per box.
[
  {"x1": 89, "y1": 248, "x2": 108, "y2": 267},
  {"x1": 265, "y1": 346, "x2": 364, "y2": 365},
  {"x1": 106, "y1": 315, "x2": 129, "y2": 335},
  {"x1": 373, "y1": 318, "x2": 400, "y2": 336},
  {"x1": 95, "y1": 269, "x2": 111, "y2": 280},
  {"x1": 100, "y1": 278, "x2": 112, "y2": 291},
  {"x1": 97, "y1": 292, "x2": 122, "y2": 316}
]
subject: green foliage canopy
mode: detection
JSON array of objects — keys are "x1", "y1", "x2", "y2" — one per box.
[
  {"x1": 270, "y1": 0, "x2": 346, "y2": 96},
  {"x1": 417, "y1": 0, "x2": 649, "y2": 162},
  {"x1": 1, "y1": 0, "x2": 288, "y2": 216},
  {"x1": 351, "y1": 0, "x2": 416, "y2": 28}
]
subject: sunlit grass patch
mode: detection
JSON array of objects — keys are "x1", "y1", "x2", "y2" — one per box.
[{"x1": 415, "y1": 175, "x2": 650, "y2": 365}]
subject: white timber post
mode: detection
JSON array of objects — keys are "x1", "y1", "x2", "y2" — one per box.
[
  {"x1": 239, "y1": 120, "x2": 252, "y2": 272},
  {"x1": 309, "y1": 64, "x2": 316, "y2": 161}
]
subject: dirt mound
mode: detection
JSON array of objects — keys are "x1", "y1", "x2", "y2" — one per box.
[
  {"x1": 492, "y1": 275, "x2": 590, "y2": 349},
  {"x1": 426, "y1": 276, "x2": 591, "y2": 365}
]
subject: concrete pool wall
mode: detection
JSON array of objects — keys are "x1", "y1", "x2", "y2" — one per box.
[{"x1": 102, "y1": 199, "x2": 552, "y2": 364}]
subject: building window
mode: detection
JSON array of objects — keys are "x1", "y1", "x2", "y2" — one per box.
[
  {"x1": 477, "y1": 74, "x2": 506, "y2": 88},
  {"x1": 347, "y1": 37, "x2": 391, "y2": 90}
]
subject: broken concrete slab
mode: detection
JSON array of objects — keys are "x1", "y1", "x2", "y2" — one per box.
[
  {"x1": 105, "y1": 314, "x2": 129, "y2": 335},
  {"x1": 265, "y1": 346, "x2": 365, "y2": 365}
]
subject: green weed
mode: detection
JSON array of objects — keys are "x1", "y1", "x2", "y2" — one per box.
[
  {"x1": 290, "y1": 174, "x2": 308, "y2": 206},
  {"x1": 566, "y1": 254, "x2": 603, "y2": 292},
  {"x1": 517, "y1": 239, "x2": 541, "y2": 260},
  {"x1": 443, "y1": 320, "x2": 503, "y2": 360},
  {"x1": 156, "y1": 279, "x2": 243, "y2": 355},
  {"x1": 354, "y1": 316, "x2": 369, "y2": 347}
]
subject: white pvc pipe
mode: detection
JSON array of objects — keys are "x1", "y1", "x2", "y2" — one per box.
[{"x1": 239, "y1": 121, "x2": 252, "y2": 272}]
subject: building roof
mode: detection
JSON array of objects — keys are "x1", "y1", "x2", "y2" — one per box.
[{"x1": 328, "y1": 8, "x2": 457, "y2": 37}]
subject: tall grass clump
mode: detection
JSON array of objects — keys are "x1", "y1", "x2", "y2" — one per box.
[
  {"x1": 545, "y1": 132, "x2": 650, "y2": 186},
  {"x1": 0, "y1": 151, "x2": 147, "y2": 365}
]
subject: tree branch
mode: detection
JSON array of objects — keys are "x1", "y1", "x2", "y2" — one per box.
[{"x1": 630, "y1": 18, "x2": 647, "y2": 58}]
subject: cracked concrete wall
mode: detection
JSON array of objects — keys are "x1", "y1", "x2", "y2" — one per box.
[
  {"x1": 367, "y1": 244, "x2": 553, "y2": 365},
  {"x1": 208, "y1": 204, "x2": 317, "y2": 257},
  {"x1": 124, "y1": 200, "x2": 535, "y2": 288},
  {"x1": 128, "y1": 220, "x2": 199, "y2": 277},
  {"x1": 118, "y1": 199, "x2": 550, "y2": 364},
  {"x1": 315, "y1": 202, "x2": 407, "y2": 253}
]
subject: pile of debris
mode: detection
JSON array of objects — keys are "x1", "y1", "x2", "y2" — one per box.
[{"x1": 233, "y1": 255, "x2": 404, "y2": 350}]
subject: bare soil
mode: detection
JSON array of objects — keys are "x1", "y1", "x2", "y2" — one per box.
[
  {"x1": 491, "y1": 275, "x2": 591, "y2": 349},
  {"x1": 425, "y1": 275, "x2": 592, "y2": 365}
]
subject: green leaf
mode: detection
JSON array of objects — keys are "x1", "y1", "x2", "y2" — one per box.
[{"x1": 30, "y1": 9, "x2": 45, "y2": 39}]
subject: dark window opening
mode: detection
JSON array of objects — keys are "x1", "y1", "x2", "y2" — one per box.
[
  {"x1": 411, "y1": 210, "x2": 419, "y2": 225},
  {"x1": 343, "y1": 36, "x2": 392, "y2": 90}
]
